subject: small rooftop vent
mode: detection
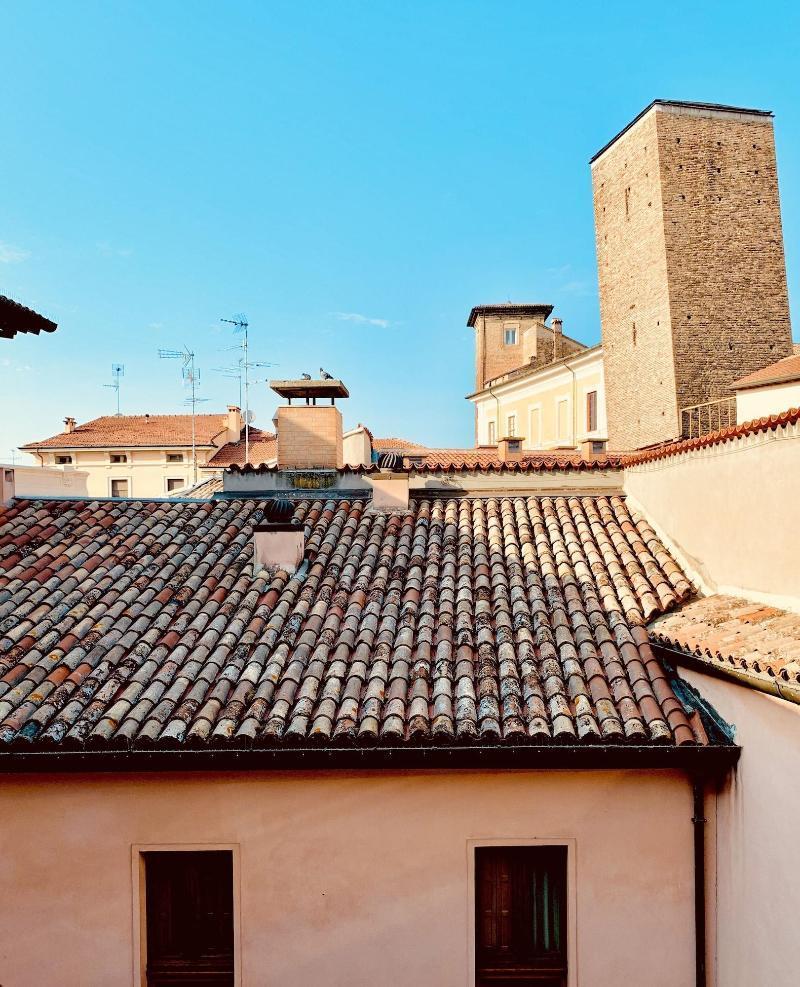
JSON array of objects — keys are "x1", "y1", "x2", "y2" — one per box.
[
  {"x1": 253, "y1": 500, "x2": 304, "y2": 574},
  {"x1": 376, "y1": 451, "x2": 401, "y2": 471},
  {"x1": 264, "y1": 497, "x2": 297, "y2": 524}
]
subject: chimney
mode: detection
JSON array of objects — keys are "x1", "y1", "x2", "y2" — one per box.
[
  {"x1": 253, "y1": 522, "x2": 305, "y2": 575},
  {"x1": 64, "y1": 416, "x2": 76, "y2": 433},
  {"x1": 370, "y1": 452, "x2": 409, "y2": 511},
  {"x1": 225, "y1": 405, "x2": 243, "y2": 443},
  {"x1": 271, "y1": 377, "x2": 348, "y2": 470},
  {"x1": 552, "y1": 318, "x2": 563, "y2": 362},
  {"x1": 0, "y1": 466, "x2": 15, "y2": 506},
  {"x1": 497, "y1": 435, "x2": 525, "y2": 463}
]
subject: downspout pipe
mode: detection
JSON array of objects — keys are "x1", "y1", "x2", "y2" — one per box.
[{"x1": 692, "y1": 775, "x2": 707, "y2": 987}]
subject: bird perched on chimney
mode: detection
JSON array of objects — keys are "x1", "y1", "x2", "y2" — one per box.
[
  {"x1": 320, "y1": 367, "x2": 333, "y2": 380},
  {"x1": 301, "y1": 372, "x2": 311, "y2": 380}
]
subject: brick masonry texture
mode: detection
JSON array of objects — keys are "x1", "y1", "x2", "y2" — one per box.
[
  {"x1": 0, "y1": 495, "x2": 711, "y2": 749},
  {"x1": 473, "y1": 314, "x2": 585, "y2": 391},
  {"x1": 276, "y1": 406, "x2": 343, "y2": 469},
  {"x1": 593, "y1": 105, "x2": 793, "y2": 451}
]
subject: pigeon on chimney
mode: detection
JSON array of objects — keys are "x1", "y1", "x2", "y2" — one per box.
[
  {"x1": 301, "y1": 372, "x2": 312, "y2": 380},
  {"x1": 320, "y1": 368, "x2": 333, "y2": 380}
]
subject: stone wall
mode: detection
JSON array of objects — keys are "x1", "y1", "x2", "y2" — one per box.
[{"x1": 593, "y1": 103, "x2": 793, "y2": 450}]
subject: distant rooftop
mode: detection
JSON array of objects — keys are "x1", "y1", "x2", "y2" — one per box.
[
  {"x1": 591, "y1": 99, "x2": 774, "y2": 164},
  {"x1": 467, "y1": 303, "x2": 554, "y2": 328}
]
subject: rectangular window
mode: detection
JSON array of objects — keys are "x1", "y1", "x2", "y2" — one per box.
[
  {"x1": 586, "y1": 390, "x2": 598, "y2": 432},
  {"x1": 166, "y1": 453, "x2": 184, "y2": 463},
  {"x1": 507, "y1": 414, "x2": 516, "y2": 437},
  {"x1": 110, "y1": 453, "x2": 128, "y2": 464},
  {"x1": 475, "y1": 845, "x2": 568, "y2": 987},
  {"x1": 110, "y1": 478, "x2": 129, "y2": 497},
  {"x1": 143, "y1": 850, "x2": 234, "y2": 987},
  {"x1": 488, "y1": 420, "x2": 496, "y2": 445},
  {"x1": 4, "y1": 469, "x2": 13, "y2": 482},
  {"x1": 166, "y1": 478, "x2": 184, "y2": 492},
  {"x1": 504, "y1": 325, "x2": 518, "y2": 346},
  {"x1": 557, "y1": 399, "x2": 569, "y2": 442},
  {"x1": 55, "y1": 455, "x2": 73, "y2": 465},
  {"x1": 529, "y1": 408, "x2": 541, "y2": 448}
]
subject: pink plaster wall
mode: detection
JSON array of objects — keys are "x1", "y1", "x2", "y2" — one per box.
[
  {"x1": 0, "y1": 768, "x2": 697, "y2": 986},
  {"x1": 681, "y1": 669, "x2": 800, "y2": 987}
]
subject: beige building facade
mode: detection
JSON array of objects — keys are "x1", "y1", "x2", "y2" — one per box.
[
  {"x1": 20, "y1": 408, "x2": 247, "y2": 498},
  {"x1": 0, "y1": 767, "x2": 701, "y2": 987},
  {"x1": 470, "y1": 344, "x2": 607, "y2": 452}
]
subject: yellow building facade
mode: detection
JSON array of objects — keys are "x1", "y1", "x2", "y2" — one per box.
[{"x1": 469, "y1": 345, "x2": 607, "y2": 451}]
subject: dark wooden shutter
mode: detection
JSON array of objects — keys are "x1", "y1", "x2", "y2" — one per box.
[
  {"x1": 144, "y1": 850, "x2": 234, "y2": 987},
  {"x1": 475, "y1": 846, "x2": 567, "y2": 987},
  {"x1": 586, "y1": 391, "x2": 598, "y2": 432}
]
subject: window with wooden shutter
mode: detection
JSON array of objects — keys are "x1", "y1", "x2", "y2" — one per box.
[
  {"x1": 586, "y1": 390, "x2": 598, "y2": 433},
  {"x1": 143, "y1": 850, "x2": 235, "y2": 987},
  {"x1": 475, "y1": 845, "x2": 568, "y2": 987}
]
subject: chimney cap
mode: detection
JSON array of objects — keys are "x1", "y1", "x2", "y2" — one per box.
[{"x1": 270, "y1": 378, "x2": 349, "y2": 401}]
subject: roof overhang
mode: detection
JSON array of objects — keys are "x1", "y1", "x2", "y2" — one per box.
[
  {"x1": 0, "y1": 743, "x2": 740, "y2": 774},
  {"x1": 591, "y1": 99, "x2": 773, "y2": 165},
  {"x1": 467, "y1": 303, "x2": 554, "y2": 328},
  {"x1": 270, "y1": 379, "x2": 349, "y2": 400},
  {"x1": 0, "y1": 295, "x2": 58, "y2": 339}
]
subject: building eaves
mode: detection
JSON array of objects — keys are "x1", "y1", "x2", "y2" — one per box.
[
  {"x1": 590, "y1": 99, "x2": 774, "y2": 165},
  {"x1": 650, "y1": 595, "x2": 800, "y2": 705},
  {"x1": 0, "y1": 295, "x2": 57, "y2": 340},
  {"x1": 467, "y1": 303, "x2": 554, "y2": 328},
  {"x1": 729, "y1": 353, "x2": 800, "y2": 391},
  {"x1": 468, "y1": 343, "x2": 601, "y2": 398}
]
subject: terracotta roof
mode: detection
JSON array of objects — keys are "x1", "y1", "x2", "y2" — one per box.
[
  {"x1": 730, "y1": 353, "x2": 800, "y2": 391},
  {"x1": 205, "y1": 429, "x2": 277, "y2": 468},
  {"x1": 0, "y1": 295, "x2": 57, "y2": 340},
  {"x1": 406, "y1": 449, "x2": 623, "y2": 471},
  {"x1": 21, "y1": 414, "x2": 229, "y2": 450},
  {"x1": 624, "y1": 407, "x2": 800, "y2": 466},
  {"x1": 373, "y1": 437, "x2": 429, "y2": 452},
  {"x1": 650, "y1": 595, "x2": 800, "y2": 703},
  {"x1": 0, "y1": 493, "x2": 719, "y2": 752},
  {"x1": 174, "y1": 476, "x2": 224, "y2": 499}
]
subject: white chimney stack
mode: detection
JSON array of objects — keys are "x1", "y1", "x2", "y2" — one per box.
[{"x1": 64, "y1": 417, "x2": 76, "y2": 433}]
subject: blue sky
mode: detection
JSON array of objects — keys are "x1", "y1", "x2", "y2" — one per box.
[{"x1": 2, "y1": 0, "x2": 799, "y2": 461}]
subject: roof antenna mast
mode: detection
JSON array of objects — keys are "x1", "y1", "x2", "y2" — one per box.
[
  {"x1": 220, "y1": 314, "x2": 252, "y2": 464},
  {"x1": 104, "y1": 363, "x2": 125, "y2": 416},
  {"x1": 158, "y1": 347, "x2": 208, "y2": 486}
]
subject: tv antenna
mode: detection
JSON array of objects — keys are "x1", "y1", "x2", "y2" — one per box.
[
  {"x1": 212, "y1": 354, "x2": 276, "y2": 420},
  {"x1": 158, "y1": 346, "x2": 203, "y2": 485},
  {"x1": 220, "y1": 314, "x2": 262, "y2": 465},
  {"x1": 104, "y1": 363, "x2": 125, "y2": 416}
]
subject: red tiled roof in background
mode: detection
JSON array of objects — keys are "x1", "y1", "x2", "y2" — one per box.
[
  {"x1": 0, "y1": 295, "x2": 57, "y2": 340},
  {"x1": 407, "y1": 449, "x2": 623, "y2": 471},
  {"x1": 373, "y1": 437, "x2": 429, "y2": 452},
  {"x1": 21, "y1": 414, "x2": 230, "y2": 450},
  {"x1": 205, "y1": 429, "x2": 277, "y2": 468},
  {"x1": 730, "y1": 353, "x2": 800, "y2": 391},
  {"x1": 650, "y1": 595, "x2": 800, "y2": 702},
  {"x1": 0, "y1": 494, "x2": 716, "y2": 751},
  {"x1": 624, "y1": 407, "x2": 800, "y2": 466}
]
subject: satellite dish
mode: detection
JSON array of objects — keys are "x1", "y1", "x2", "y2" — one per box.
[{"x1": 245, "y1": 410, "x2": 256, "y2": 424}]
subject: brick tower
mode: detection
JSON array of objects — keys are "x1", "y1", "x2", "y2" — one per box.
[{"x1": 592, "y1": 100, "x2": 793, "y2": 450}]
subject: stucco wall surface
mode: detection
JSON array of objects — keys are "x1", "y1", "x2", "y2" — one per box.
[
  {"x1": 680, "y1": 669, "x2": 800, "y2": 987},
  {"x1": 0, "y1": 768, "x2": 696, "y2": 987},
  {"x1": 624, "y1": 424, "x2": 800, "y2": 603},
  {"x1": 736, "y1": 381, "x2": 800, "y2": 424}
]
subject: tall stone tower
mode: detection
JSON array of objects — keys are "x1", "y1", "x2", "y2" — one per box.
[{"x1": 592, "y1": 100, "x2": 793, "y2": 450}]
